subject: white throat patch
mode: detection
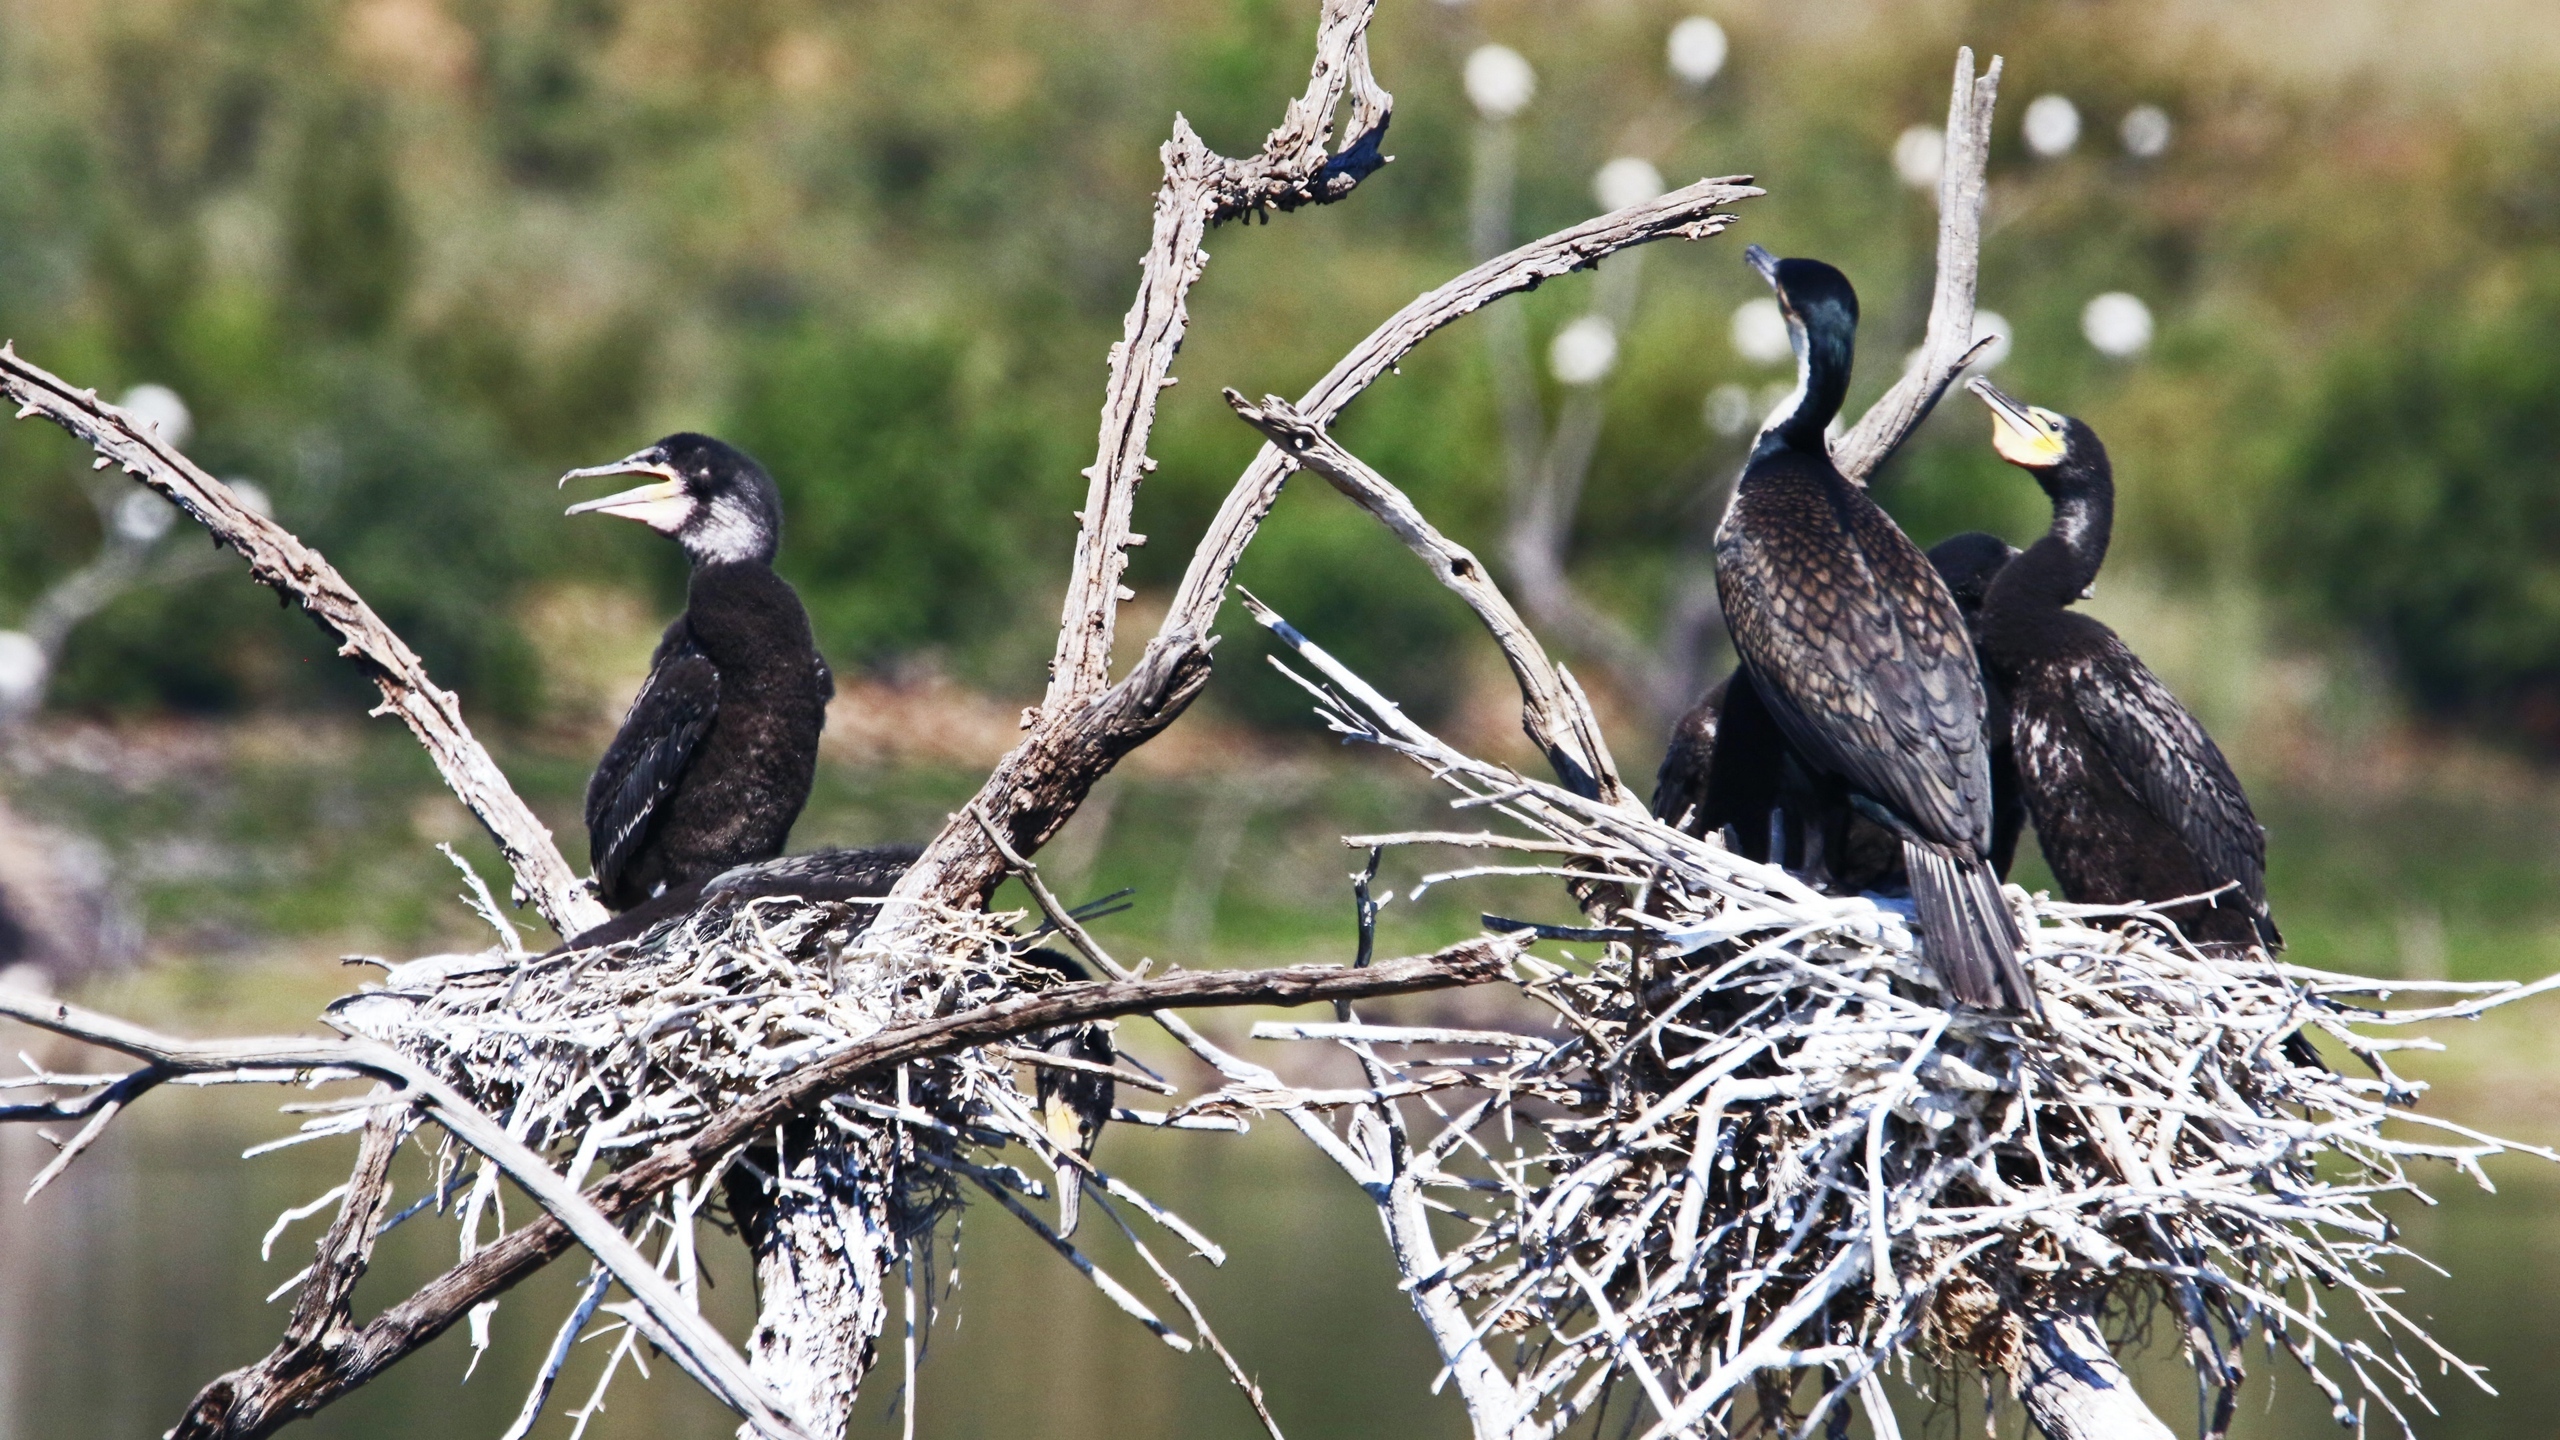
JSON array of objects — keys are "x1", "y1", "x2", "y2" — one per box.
[{"x1": 685, "y1": 492, "x2": 769, "y2": 565}]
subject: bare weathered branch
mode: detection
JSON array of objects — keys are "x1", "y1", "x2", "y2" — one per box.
[
  {"x1": 1044, "y1": 0, "x2": 1395, "y2": 711},
  {"x1": 1832, "y1": 47, "x2": 2002, "y2": 485},
  {"x1": 1223, "y1": 389, "x2": 1632, "y2": 808},
  {"x1": 0, "y1": 347, "x2": 607, "y2": 938},
  {"x1": 880, "y1": 175, "x2": 1757, "y2": 929}
]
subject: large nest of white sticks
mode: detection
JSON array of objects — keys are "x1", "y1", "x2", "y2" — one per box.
[{"x1": 1260, "y1": 618, "x2": 2560, "y2": 1440}]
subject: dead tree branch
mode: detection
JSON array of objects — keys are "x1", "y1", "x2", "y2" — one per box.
[
  {"x1": 1044, "y1": 0, "x2": 1393, "y2": 710},
  {"x1": 0, "y1": 347, "x2": 608, "y2": 939},
  {"x1": 1224, "y1": 389, "x2": 1631, "y2": 808},
  {"x1": 1831, "y1": 48, "x2": 2002, "y2": 485},
  {"x1": 881, "y1": 174, "x2": 1756, "y2": 930},
  {"x1": 0, "y1": 943, "x2": 1511, "y2": 1438},
  {"x1": 2014, "y1": 1308, "x2": 2179, "y2": 1440}
]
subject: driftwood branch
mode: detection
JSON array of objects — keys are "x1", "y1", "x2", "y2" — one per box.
[
  {"x1": 1224, "y1": 389, "x2": 1630, "y2": 808},
  {"x1": 0, "y1": 348, "x2": 607, "y2": 938},
  {"x1": 0, "y1": 945, "x2": 1510, "y2": 1438},
  {"x1": 880, "y1": 174, "x2": 1756, "y2": 930},
  {"x1": 1831, "y1": 48, "x2": 2002, "y2": 485}
]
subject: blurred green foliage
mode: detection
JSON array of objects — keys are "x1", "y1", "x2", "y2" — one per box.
[
  {"x1": 0, "y1": 0, "x2": 2552, "y2": 738},
  {"x1": 2275, "y1": 261, "x2": 2560, "y2": 741}
]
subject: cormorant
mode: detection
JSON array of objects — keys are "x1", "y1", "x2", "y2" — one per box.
[
  {"x1": 562, "y1": 434, "x2": 832, "y2": 912},
  {"x1": 1710, "y1": 246, "x2": 2032, "y2": 1012},
  {"x1": 1655, "y1": 533, "x2": 2025, "y2": 886},
  {"x1": 1967, "y1": 379, "x2": 2279, "y2": 951},
  {"x1": 1021, "y1": 947, "x2": 1114, "y2": 1237}
]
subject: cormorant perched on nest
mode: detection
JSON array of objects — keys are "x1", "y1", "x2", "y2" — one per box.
[
  {"x1": 1968, "y1": 379, "x2": 2279, "y2": 951},
  {"x1": 1022, "y1": 947, "x2": 1114, "y2": 1237},
  {"x1": 1654, "y1": 533, "x2": 2025, "y2": 888},
  {"x1": 562, "y1": 434, "x2": 832, "y2": 912},
  {"x1": 1710, "y1": 246, "x2": 2031, "y2": 1013}
]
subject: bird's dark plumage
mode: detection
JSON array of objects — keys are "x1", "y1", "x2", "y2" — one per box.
[
  {"x1": 1711, "y1": 247, "x2": 2031, "y2": 1012},
  {"x1": 559, "y1": 842, "x2": 921, "y2": 951},
  {"x1": 1022, "y1": 947, "x2": 1115, "y2": 1237},
  {"x1": 1927, "y1": 532, "x2": 2027, "y2": 880},
  {"x1": 1656, "y1": 533, "x2": 2025, "y2": 889},
  {"x1": 1969, "y1": 381, "x2": 2277, "y2": 952},
  {"x1": 565, "y1": 434, "x2": 832, "y2": 912}
]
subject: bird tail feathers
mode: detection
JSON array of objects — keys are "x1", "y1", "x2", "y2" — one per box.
[{"x1": 1905, "y1": 840, "x2": 2036, "y2": 1015}]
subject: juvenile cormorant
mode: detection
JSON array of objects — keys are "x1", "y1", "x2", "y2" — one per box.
[
  {"x1": 1967, "y1": 379, "x2": 2278, "y2": 950},
  {"x1": 562, "y1": 434, "x2": 832, "y2": 912},
  {"x1": 1711, "y1": 246, "x2": 2032, "y2": 1012},
  {"x1": 1022, "y1": 947, "x2": 1115, "y2": 1237},
  {"x1": 1656, "y1": 533, "x2": 2025, "y2": 886}
]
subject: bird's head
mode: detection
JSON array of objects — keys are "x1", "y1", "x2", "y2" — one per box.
[
  {"x1": 1745, "y1": 244, "x2": 1859, "y2": 371},
  {"x1": 1926, "y1": 530, "x2": 2021, "y2": 617},
  {"x1": 561, "y1": 433, "x2": 781, "y2": 566},
  {"x1": 1966, "y1": 378, "x2": 2106, "y2": 497}
]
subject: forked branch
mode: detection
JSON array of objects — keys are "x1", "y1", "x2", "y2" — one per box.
[{"x1": 880, "y1": 173, "x2": 1757, "y2": 930}]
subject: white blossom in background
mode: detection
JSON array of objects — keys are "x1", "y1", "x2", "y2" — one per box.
[
  {"x1": 1729, "y1": 297, "x2": 1791, "y2": 366},
  {"x1": 2121, "y1": 104, "x2": 2172, "y2": 158},
  {"x1": 228, "y1": 479, "x2": 275, "y2": 518},
  {"x1": 1549, "y1": 315, "x2": 1617, "y2": 386},
  {"x1": 1704, "y1": 382, "x2": 1754, "y2": 437},
  {"x1": 2082, "y1": 292, "x2": 2154, "y2": 357},
  {"x1": 1592, "y1": 156, "x2": 1665, "y2": 212},
  {"x1": 1900, "y1": 307, "x2": 2013, "y2": 379},
  {"x1": 1666, "y1": 16, "x2": 1728, "y2": 86},
  {"x1": 114, "y1": 490, "x2": 177, "y2": 544},
  {"x1": 1464, "y1": 45, "x2": 1535, "y2": 121},
  {"x1": 0, "y1": 631, "x2": 45, "y2": 718},
  {"x1": 116, "y1": 383, "x2": 193, "y2": 449},
  {"x1": 2024, "y1": 94, "x2": 2081, "y2": 157},
  {"x1": 1892, "y1": 125, "x2": 1945, "y2": 190},
  {"x1": 1967, "y1": 309, "x2": 2015, "y2": 372}
]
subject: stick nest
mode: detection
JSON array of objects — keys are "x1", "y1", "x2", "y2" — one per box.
[
  {"x1": 323, "y1": 895, "x2": 1095, "y2": 1360},
  {"x1": 1266, "y1": 640, "x2": 2555, "y2": 1440}
]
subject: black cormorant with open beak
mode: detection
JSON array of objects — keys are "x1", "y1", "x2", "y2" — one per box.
[
  {"x1": 1711, "y1": 246, "x2": 2033, "y2": 1013},
  {"x1": 562, "y1": 434, "x2": 832, "y2": 912},
  {"x1": 1967, "y1": 379, "x2": 2279, "y2": 952},
  {"x1": 1021, "y1": 947, "x2": 1114, "y2": 1237}
]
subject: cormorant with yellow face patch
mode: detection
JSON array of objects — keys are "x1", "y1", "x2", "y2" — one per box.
[{"x1": 1967, "y1": 379, "x2": 2278, "y2": 951}]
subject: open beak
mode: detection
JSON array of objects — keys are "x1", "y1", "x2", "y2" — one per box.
[
  {"x1": 560, "y1": 455, "x2": 691, "y2": 532},
  {"x1": 1966, "y1": 376, "x2": 2068, "y2": 467},
  {"x1": 1744, "y1": 243, "x2": 1780, "y2": 287}
]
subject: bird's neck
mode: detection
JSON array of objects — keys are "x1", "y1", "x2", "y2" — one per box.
[
  {"x1": 1994, "y1": 478, "x2": 2112, "y2": 612},
  {"x1": 1751, "y1": 328, "x2": 1853, "y2": 463}
]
